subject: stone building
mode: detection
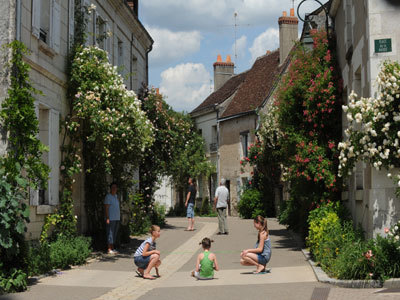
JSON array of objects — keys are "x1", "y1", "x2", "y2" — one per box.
[
  {"x1": 0, "y1": 0, "x2": 152, "y2": 239},
  {"x1": 191, "y1": 9, "x2": 298, "y2": 215},
  {"x1": 330, "y1": 0, "x2": 400, "y2": 237}
]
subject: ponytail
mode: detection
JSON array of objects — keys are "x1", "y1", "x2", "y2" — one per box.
[{"x1": 254, "y1": 215, "x2": 269, "y2": 241}]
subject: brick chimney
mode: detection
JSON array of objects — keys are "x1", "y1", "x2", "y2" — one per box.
[
  {"x1": 278, "y1": 8, "x2": 298, "y2": 64},
  {"x1": 126, "y1": 0, "x2": 138, "y2": 17},
  {"x1": 213, "y1": 54, "x2": 234, "y2": 91}
]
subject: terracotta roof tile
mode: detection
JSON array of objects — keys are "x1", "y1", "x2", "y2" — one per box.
[
  {"x1": 191, "y1": 72, "x2": 247, "y2": 114},
  {"x1": 221, "y1": 50, "x2": 283, "y2": 119}
]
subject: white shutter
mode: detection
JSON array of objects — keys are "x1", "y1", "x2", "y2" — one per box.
[
  {"x1": 30, "y1": 188, "x2": 39, "y2": 206},
  {"x1": 105, "y1": 23, "x2": 112, "y2": 62},
  {"x1": 68, "y1": 0, "x2": 75, "y2": 49},
  {"x1": 30, "y1": 103, "x2": 40, "y2": 206},
  {"x1": 32, "y1": 0, "x2": 41, "y2": 39},
  {"x1": 83, "y1": 0, "x2": 91, "y2": 46},
  {"x1": 48, "y1": 109, "x2": 60, "y2": 206},
  {"x1": 93, "y1": 10, "x2": 98, "y2": 46},
  {"x1": 51, "y1": 0, "x2": 61, "y2": 53}
]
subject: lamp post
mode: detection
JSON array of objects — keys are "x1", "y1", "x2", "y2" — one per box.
[{"x1": 297, "y1": 0, "x2": 330, "y2": 39}]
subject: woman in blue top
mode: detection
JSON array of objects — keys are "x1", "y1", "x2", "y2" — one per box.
[{"x1": 240, "y1": 215, "x2": 271, "y2": 273}]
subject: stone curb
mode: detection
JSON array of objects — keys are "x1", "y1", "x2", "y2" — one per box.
[{"x1": 301, "y1": 249, "x2": 383, "y2": 288}]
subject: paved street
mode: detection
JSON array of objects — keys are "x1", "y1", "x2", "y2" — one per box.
[{"x1": 1, "y1": 217, "x2": 400, "y2": 300}]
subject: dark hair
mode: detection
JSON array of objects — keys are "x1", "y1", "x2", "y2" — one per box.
[
  {"x1": 109, "y1": 182, "x2": 117, "y2": 189},
  {"x1": 199, "y1": 237, "x2": 213, "y2": 249},
  {"x1": 254, "y1": 215, "x2": 268, "y2": 241}
]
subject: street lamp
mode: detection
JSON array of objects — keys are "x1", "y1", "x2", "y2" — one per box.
[{"x1": 297, "y1": 0, "x2": 330, "y2": 39}]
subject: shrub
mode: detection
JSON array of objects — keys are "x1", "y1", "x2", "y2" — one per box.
[
  {"x1": 151, "y1": 203, "x2": 166, "y2": 227},
  {"x1": 49, "y1": 236, "x2": 91, "y2": 269},
  {"x1": 27, "y1": 241, "x2": 52, "y2": 276},
  {"x1": 373, "y1": 234, "x2": 400, "y2": 280},
  {"x1": 0, "y1": 266, "x2": 27, "y2": 294},
  {"x1": 129, "y1": 193, "x2": 151, "y2": 235},
  {"x1": 331, "y1": 239, "x2": 373, "y2": 280},
  {"x1": 237, "y1": 188, "x2": 263, "y2": 219}
]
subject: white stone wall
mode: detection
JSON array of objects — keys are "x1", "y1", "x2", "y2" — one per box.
[
  {"x1": 2, "y1": 0, "x2": 152, "y2": 239},
  {"x1": 333, "y1": 0, "x2": 400, "y2": 238}
]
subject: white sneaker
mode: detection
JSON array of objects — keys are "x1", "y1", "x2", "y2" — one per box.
[{"x1": 107, "y1": 249, "x2": 117, "y2": 255}]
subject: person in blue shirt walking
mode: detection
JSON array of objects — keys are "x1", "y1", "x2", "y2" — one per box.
[{"x1": 104, "y1": 182, "x2": 120, "y2": 254}]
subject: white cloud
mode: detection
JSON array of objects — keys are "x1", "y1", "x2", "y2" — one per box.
[
  {"x1": 249, "y1": 28, "x2": 279, "y2": 63},
  {"x1": 159, "y1": 63, "x2": 211, "y2": 112},
  {"x1": 142, "y1": 0, "x2": 329, "y2": 32},
  {"x1": 232, "y1": 35, "x2": 247, "y2": 59},
  {"x1": 147, "y1": 27, "x2": 202, "y2": 67}
]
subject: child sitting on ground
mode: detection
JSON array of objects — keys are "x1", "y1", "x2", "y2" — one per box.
[
  {"x1": 134, "y1": 225, "x2": 161, "y2": 280},
  {"x1": 191, "y1": 237, "x2": 219, "y2": 280}
]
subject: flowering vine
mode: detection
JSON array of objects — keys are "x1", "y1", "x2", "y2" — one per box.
[{"x1": 338, "y1": 61, "x2": 400, "y2": 196}]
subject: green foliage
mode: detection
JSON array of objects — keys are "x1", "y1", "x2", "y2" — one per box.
[
  {"x1": 129, "y1": 193, "x2": 152, "y2": 235},
  {"x1": 237, "y1": 188, "x2": 263, "y2": 219},
  {"x1": 48, "y1": 236, "x2": 91, "y2": 269},
  {"x1": 137, "y1": 87, "x2": 215, "y2": 211},
  {"x1": 0, "y1": 266, "x2": 27, "y2": 294},
  {"x1": 27, "y1": 241, "x2": 52, "y2": 276},
  {"x1": 271, "y1": 31, "x2": 342, "y2": 233},
  {"x1": 0, "y1": 40, "x2": 49, "y2": 293},
  {"x1": 151, "y1": 203, "x2": 166, "y2": 227}
]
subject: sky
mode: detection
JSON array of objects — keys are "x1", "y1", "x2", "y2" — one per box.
[{"x1": 140, "y1": 0, "x2": 328, "y2": 113}]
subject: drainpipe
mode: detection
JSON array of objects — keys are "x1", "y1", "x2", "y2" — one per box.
[
  {"x1": 130, "y1": 33, "x2": 133, "y2": 90},
  {"x1": 216, "y1": 104, "x2": 220, "y2": 184},
  {"x1": 145, "y1": 44, "x2": 152, "y2": 86},
  {"x1": 16, "y1": 0, "x2": 21, "y2": 41}
]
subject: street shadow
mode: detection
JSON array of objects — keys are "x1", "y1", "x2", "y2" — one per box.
[{"x1": 269, "y1": 229, "x2": 302, "y2": 251}]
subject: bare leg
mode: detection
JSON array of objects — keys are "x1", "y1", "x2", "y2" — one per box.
[
  {"x1": 143, "y1": 254, "x2": 160, "y2": 279},
  {"x1": 190, "y1": 218, "x2": 194, "y2": 230},
  {"x1": 155, "y1": 260, "x2": 161, "y2": 277},
  {"x1": 187, "y1": 218, "x2": 191, "y2": 230},
  {"x1": 241, "y1": 253, "x2": 264, "y2": 272}
]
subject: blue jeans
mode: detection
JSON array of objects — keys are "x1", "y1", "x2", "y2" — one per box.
[
  {"x1": 257, "y1": 253, "x2": 271, "y2": 266},
  {"x1": 106, "y1": 220, "x2": 119, "y2": 245},
  {"x1": 186, "y1": 203, "x2": 194, "y2": 218},
  {"x1": 134, "y1": 255, "x2": 151, "y2": 269}
]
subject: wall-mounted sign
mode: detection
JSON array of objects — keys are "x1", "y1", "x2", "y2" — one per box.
[{"x1": 375, "y1": 38, "x2": 392, "y2": 53}]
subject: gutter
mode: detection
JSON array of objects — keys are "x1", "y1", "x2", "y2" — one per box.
[
  {"x1": 16, "y1": 0, "x2": 21, "y2": 41},
  {"x1": 145, "y1": 44, "x2": 152, "y2": 86},
  {"x1": 217, "y1": 110, "x2": 255, "y2": 123}
]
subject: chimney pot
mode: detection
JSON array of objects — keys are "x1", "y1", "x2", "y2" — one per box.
[
  {"x1": 217, "y1": 54, "x2": 222, "y2": 62},
  {"x1": 290, "y1": 8, "x2": 295, "y2": 17},
  {"x1": 226, "y1": 55, "x2": 231, "y2": 63},
  {"x1": 283, "y1": 11, "x2": 287, "y2": 17}
]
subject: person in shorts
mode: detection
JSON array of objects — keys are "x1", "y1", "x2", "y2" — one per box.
[{"x1": 185, "y1": 177, "x2": 196, "y2": 231}]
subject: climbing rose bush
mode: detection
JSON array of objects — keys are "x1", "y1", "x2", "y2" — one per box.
[
  {"x1": 338, "y1": 61, "x2": 400, "y2": 195},
  {"x1": 70, "y1": 46, "x2": 154, "y2": 172}
]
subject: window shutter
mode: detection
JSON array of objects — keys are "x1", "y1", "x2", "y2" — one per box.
[
  {"x1": 48, "y1": 109, "x2": 60, "y2": 206},
  {"x1": 30, "y1": 102, "x2": 40, "y2": 206},
  {"x1": 105, "y1": 23, "x2": 112, "y2": 62},
  {"x1": 93, "y1": 11, "x2": 98, "y2": 46},
  {"x1": 68, "y1": 0, "x2": 75, "y2": 49},
  {"x1": 30, "y1": 188, "x2": 39, "y2": 206},
  {"x1": 51, "y1": 0, "x2": 61, "y2": 53},
  {"x1": 83, "y1": 0, "x2": 91, "y2": 46},
  {"x1": 32, "y1": 0, "x2": 41, "y2": 39}
]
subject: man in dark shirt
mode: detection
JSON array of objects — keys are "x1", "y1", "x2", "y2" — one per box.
[{"x1": 185, "y1": 177, "x2": 196, "y2": 231}]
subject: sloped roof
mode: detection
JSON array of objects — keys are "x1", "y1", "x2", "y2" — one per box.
[
  {"x1": 221, "y1": 50, "x2": 283, "y2": 119},
  {"x1": 191, "y1": 72, "x2": 247, "y2": 115}
]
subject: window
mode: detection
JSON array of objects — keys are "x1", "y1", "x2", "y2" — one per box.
[
  {"x1": 40, "y1": 0, "x2": 51, "y2": 43},
  {"x1": 30, "y1": 105, "x2": 60, "y2": 206},
  {"x1": 32, "y1": 0, "x2": 61, "y2": 52},
  {"x1": 240, "y1": 131, "x2": 249, "y2": 158},
  {"x1": 131, "y1": 56, "x2": 138, "y2": 91},
  {"x1": 118, "y1": 39, "x2": 124, "y2": 72},
  {"x1": 96, "y1": 16, "x2": 106, "y2": 49}
]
